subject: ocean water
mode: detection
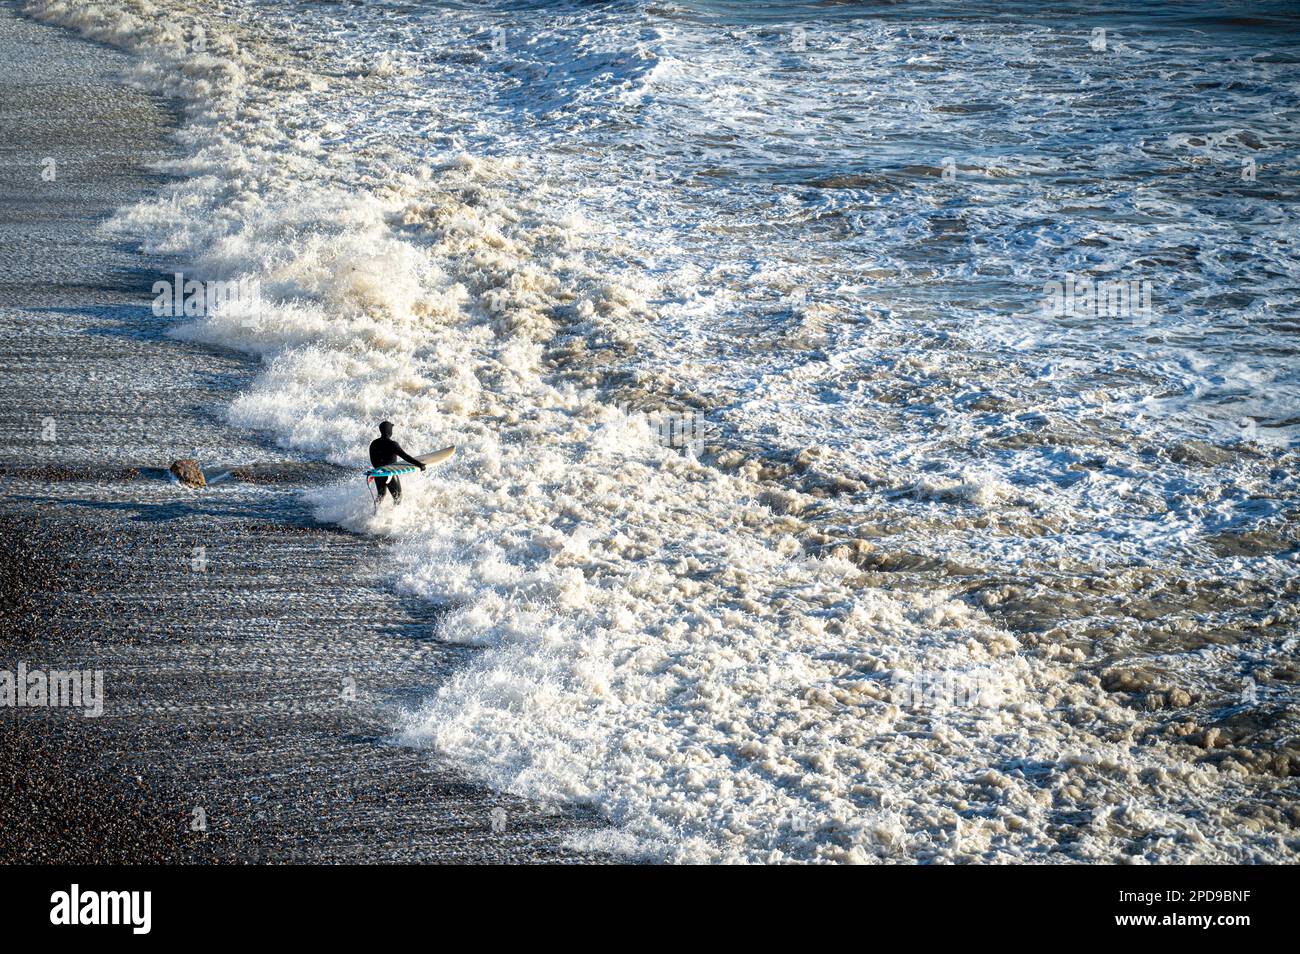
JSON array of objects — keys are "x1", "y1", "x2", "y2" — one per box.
[{"x1": 25, "y1": 0, "x2": 1300, "y2": 862}]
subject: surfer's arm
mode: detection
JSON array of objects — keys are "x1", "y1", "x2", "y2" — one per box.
[{"x1": 394, "y1": 444, "x2": 425, "y2": 469}]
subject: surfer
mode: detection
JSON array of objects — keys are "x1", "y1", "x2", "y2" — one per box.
[{"x1": 369, "y1": 420, "x2": 425, "y2": 506}]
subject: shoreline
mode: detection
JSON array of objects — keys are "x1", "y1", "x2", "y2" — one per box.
[{"x1": 0, "y1": 3, "x2": 608, "y2": 864}]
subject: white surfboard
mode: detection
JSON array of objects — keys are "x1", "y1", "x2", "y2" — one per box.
[{"x1": 416, "y1": 446, "x2": 456, "y2": 467}]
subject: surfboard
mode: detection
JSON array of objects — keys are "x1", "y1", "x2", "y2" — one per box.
[
  {"x1": 416, "y1": 446, "x2": 456, "y2": 467},
  {"x1": 365, "y1": 446, "x2": 456, "y2": 479}
]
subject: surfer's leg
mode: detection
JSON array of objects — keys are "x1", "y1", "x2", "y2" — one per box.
[
  {"x1": 390, "y1": 476, "x2": 402, "y2": 506},
  {"x1": 374, "y1": 476, "x2": 390, "y2": 501}
]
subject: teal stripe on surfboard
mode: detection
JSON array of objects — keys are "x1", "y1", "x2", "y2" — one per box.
[{"x1": 367, "y1": 464, "x2": 421, "y2": 478}]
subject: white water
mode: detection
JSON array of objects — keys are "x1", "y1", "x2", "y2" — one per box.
[{"x1": 26, "y1": 0, "x2": 1300, "y2": 862}]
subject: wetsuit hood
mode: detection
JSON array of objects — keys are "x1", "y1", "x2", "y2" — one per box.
[{"x1": 378, "y1": 421, "x2": 394, "y2": 438}]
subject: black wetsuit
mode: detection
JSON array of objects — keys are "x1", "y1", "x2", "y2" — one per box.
[{"x1": 369, "y1": 429, "x2": 423, "y2": 503}]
